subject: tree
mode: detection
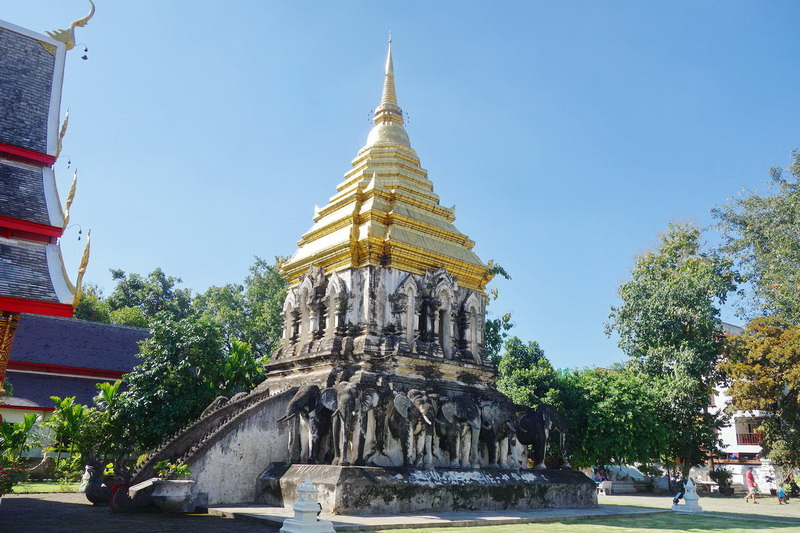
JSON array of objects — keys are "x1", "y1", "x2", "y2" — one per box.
[
  {"x1": 714, "y1": 149, "x2": 800, "y2": 321},
  {"x1": 73, "y1": 283, "x2": 111, "y2": 323},
  {"x1": 106, "y1": 268, "x2": 192, "y2": 325},
  {"x1": 44, "y1": 396, "x2": 90, "y2": 479},
  {"x1": 193, "y1": 283, "x2": 248, "y2": 351},
  {"x1": 607, "y1": 223, "x2": 739, "y2": 475},
  {"x1": 484, "y1": 260, "x2": 513, "y2": 364},
  {"x1": 562, "y1": 366, "x2": 670, "y2": 469},
  {"x1": 0, "y1": 413, "x2": 41, "y2": 466},
  {"x1": 241, "y1": 257, "x2": 288, "y2": 359},
  {"x1": 721, "y1": 317, "x2": 800, "y2": 467},
  {"x1": 497, "y1": 336, "x2": 558, "y2": 406},
  {"x1": 193, "y1": 257, "x2": 288, "y2": 360},
  {"x1": 116, "y1": 313, "x2": 265, "y2": 450}
]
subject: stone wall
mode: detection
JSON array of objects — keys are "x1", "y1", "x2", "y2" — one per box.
[{"x1": 189, "y1": 390, "x2": 292, "y2": 506}]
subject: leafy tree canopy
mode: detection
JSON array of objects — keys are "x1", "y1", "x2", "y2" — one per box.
[
  {"x1": 714, "y1": 150, "x2": 800, "y2": 322},
  {"x1": 562, "y1": 366, "x2": 670, "y2": 468},
  {"x1": 106, "y1": 268, "x2": 192, "y2": 325},
  {"x1": 484, "y1": 260, "x2": 513, "y2": 363},
  {"x1": 117, "y1": 313, "x2": 266, "y2": 450},
  {"x1": 496, "y1": 336, "x2": 557, "y2": 406},
  {"x1": 722, "y1": 317, "x2": 800, "y2": 467},
  {"x1": 606, "y1": 223, "x2": 739, "y2": 474}
]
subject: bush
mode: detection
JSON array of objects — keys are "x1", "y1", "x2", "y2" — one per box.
[{"x1": 0, "y1": 464, "x2": 28, "y2": 496}]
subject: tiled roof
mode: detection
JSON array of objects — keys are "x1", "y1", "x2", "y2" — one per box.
[
  {"x1": 0, "y1": 240, "x2": 62, "y2": 302},
  {"x1": 3, "y1": 372, "x2": 118, "y2": 409},
  {"x1": 9, "y1": 314, "x2": 149, "y2": 372},
  {"x1": 0, "y1": 160, "x2": 51, "y2": 225},
  {"x1": 0, "y1": 25, "x2": 56, "y2": 155}
]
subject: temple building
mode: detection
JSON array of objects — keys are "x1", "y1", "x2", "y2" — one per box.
[
  {"x1": 123, "y1": 41, "x2": 594, "y2": 514},
  {"x1": 0, "y1": 12, "x2": 93, "y2": 403}
]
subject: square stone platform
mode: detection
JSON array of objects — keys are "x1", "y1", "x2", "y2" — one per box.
[{"x1": 257, "y1": 463, "x2": 597, "y2": 515}]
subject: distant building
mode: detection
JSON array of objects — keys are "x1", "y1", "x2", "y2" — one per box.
[
  {"x1": 706, "y1": 323, "x2": 775, "y2": 492},
  {"x1": 0, "y1": 314, "x2": 148, "y2": 426}
]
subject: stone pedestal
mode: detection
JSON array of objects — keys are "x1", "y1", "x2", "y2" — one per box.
[
  {"x1": 280, "y1": 475, "x2": 335, "y2": 533},
  {"x1": 258, "y1": 463, "x2": 596, "y2": 515},
  {"x1": 672, "y1": 478, "x2": 703, "y2": 513}
]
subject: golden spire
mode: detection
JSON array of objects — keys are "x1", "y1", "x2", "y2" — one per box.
[
  {"x1": 366, "y1": 35, "x2": 410, "y2": 147},
  {"x1": 373, "y1": 34, "x2": 404, "y2": 126},
  {"x1": 46, "y1": 0, "x2": 95, "y2": 51}
]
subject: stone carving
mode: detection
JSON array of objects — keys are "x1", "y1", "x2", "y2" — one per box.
[
  {"x1": 436, "y1": 395, "x2": 482, "y2": 469},
  {"x1": 276, "y1": 265, "x2": 491, "y2": 365},
  {"x1": 320, "y1": 382, "x2": 380, "y2": 466},
  {"x1": 517, "y1": 403, "x2": 570, "y2": 470},
  {"x1": 479, "y1": 399, "x2": 519, "y2": 470},
  {"x1": 279, "y1": 384, "x2": 332, "y2": 464},
  {"x1": 387, "y1": 389, "x2": 437, "y2": 469}
]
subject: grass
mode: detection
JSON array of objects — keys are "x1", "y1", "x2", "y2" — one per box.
[
  {"x1": 375, "y1": 513, "x2": 800, "y2": 533},
  {"x1": 12, "y1": 481, "x2": 80, "y2": 493}
]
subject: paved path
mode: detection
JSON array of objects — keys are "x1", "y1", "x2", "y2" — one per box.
[
  {"x1": 0, "y1": 493, "x2": 280, "y2": 533},
  {"x1": 209, "y1": 501, "x2": 665, "y2": 531},
  {"x1": 2, "y1": 491, "x2": 797, "y2": 532}
]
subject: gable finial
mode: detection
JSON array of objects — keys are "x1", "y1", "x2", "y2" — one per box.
[{"x1": 46, "y1": 0, "x2": 95, "y2": 51}]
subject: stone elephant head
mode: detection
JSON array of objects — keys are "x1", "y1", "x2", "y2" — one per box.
[
  {"x1": 479, "y1": 399, "x2": 519, "y2": 470},
  {"x1": 320, "y1": 382, "x2": 380, "y2": 466},
  {"x1": 387, "y1": 389, "x2": 437, "y2": 469},
  {"x1": 278, "y1": 384, "x2": 331, "y2": 464},
  {"x1": 436, "y1": 395, "x2": 481, "y2": 469}
]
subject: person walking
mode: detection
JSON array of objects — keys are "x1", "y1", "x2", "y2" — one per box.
[
  {"x1": 744, "y1": 466, "x2": 758, "y2": 503},
  {"x1": 778, "y1": 484, "x2": 789, "y2": 504}
]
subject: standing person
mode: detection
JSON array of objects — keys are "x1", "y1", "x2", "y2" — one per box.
[{"x1": 744, "y1": 467, "x2": 759, "y2": 503}]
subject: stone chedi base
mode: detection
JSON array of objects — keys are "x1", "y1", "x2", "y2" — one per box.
[{"x1": 258, "y1": 464, "x2": 597, "y2": 515}]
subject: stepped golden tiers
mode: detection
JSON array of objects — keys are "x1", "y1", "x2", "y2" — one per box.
[{"x1": 281, "y1": 41, "x2": 491, "y2": 292}]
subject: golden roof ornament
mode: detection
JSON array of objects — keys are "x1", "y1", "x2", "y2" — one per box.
[
  {"x1": 56, "y1": 109, "x2": 69, "y2": 158},
  {"x1": 63, "y1": 169, "x2": 78, "y2": 228},
  {"x1": 46, "y1": 0, "x2": 95, "y2": 51},
  {"x1": 73, "y1": 229, "x2": 91, "y2": 308}
]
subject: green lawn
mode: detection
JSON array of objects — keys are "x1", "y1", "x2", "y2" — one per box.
[
  {"x1": 376, "y1": 513, "x2": 800, "y2": 533},
  {"x1": 12, "y1": 481, "x2": 80, "y2": 493}
]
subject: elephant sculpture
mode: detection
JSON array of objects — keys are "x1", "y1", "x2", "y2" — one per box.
[
  {"x1": 479, "y1": 399, "x2": 519, "y2": 470},
  {"x1": 278, "y1": 384, "x2": 331, "y2": 464},
  {"x1": 436, "y1": 395, "x2": 481, "y2": 469},
  {"x1": 516, "y1": 403, "x2": 570, "y2": 470},
  {"x1": 387, "y1": 389, "x2": 437, "y2": 469},
  {"x1": 320, "y1": 382, "x2": 380, "y2": 466}
]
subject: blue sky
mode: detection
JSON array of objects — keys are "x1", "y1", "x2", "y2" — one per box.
[{"x1": 5, "y1": 1, "x2": 800, "y2": 369}]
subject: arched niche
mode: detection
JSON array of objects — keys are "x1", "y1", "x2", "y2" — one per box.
[
  {"x1": 325, "y1": 271, "x2": 347, "y2": 334},
  {"x1": 394, "y1": 274, "x2": 418, "y2": 348},
  {"x1": 461, "y1": 291, "x2": 483, "y2": 364}
]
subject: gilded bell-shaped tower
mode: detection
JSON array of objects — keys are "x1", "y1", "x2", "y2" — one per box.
[{"x1": 266, "y1": 41, "x2": 496, "y2": 393}]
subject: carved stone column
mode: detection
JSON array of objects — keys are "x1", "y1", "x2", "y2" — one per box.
[{"x1": 0, "y1": 312, "x2": 21, "y2": 399}]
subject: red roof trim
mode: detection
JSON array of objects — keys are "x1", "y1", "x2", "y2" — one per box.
[
  {"x1": 0, "y1": 296, "x2": 73, "y2": 317},
  {"x1": 0, "y1": 404, "x2": 56, "y2": 412},
  {"x1": 0, "y1": 142, "x2": 56, "y2": 166},
  {"x1": 0, "y1": 215, "x2": 63, "y2": 239},
  {"x1": 7, "y1": 361, "x2": 126, "y2": 380}
]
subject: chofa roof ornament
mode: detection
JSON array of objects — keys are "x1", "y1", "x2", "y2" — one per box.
[{"x1": 46, "y1": 0, "x2": 95, "y2": 50}]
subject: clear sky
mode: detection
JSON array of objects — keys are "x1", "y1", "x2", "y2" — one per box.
[{"x1": 4, "y1": 1, "x2": 799, "y2": 370}]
